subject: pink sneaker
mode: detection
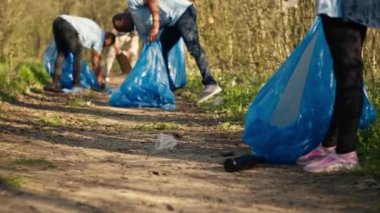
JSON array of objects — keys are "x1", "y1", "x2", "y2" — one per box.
[
  {"x1": 304, "y1": 151, "x2": 359, "y2": 173},
  {"x1": 296, "y1": 145, "x2": 335, "y2": 166}
]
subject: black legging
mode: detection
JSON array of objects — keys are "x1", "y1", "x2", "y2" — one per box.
[
  {"x1": 321, "y1": 15, "x2": 368, "y2": 154},
  {"x1": 159, "y1": 5, "x2": 217, "y2": 86},
  {"x1": 52, "y1": 17, "x2": 83, "y2": 87}
]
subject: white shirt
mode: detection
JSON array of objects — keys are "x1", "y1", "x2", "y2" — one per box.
[
  {"x1": 60, "y1": 15, "x2": 105, "y2": 53},
  {"x1": 128, "y1": 0, "x2": 193, "y2": 35}
]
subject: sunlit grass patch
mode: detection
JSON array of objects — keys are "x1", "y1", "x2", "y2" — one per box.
[
  {"x1": 0, "y1": 175, "x2": 25, "y2": 188},
  {"x1": 216, "y1": 121, "x2": 243, "y2": 131},
  {"x1": 0, "y1": 61, "x2": 50, "y2": 101},
  {"x1": 137, "y1": 122, "x2": 184, "y2": 131},
  {"x1": 358, "y1": 82, "x2": 380, "y2": 179},
  {"x1": 12, "y1": 158, "x2": 56, "y2": 170},
  {"x1": 39, "y1": 114, "x2": 64, "y2": 126},
  {"x1": 183, "y1": 72, "x2": 261, "y2": 121},
  {"x1": 67, "y1": 97, "x2": 89, "y2": 107},
  {"x1": 17, "y1": 62, "x2": 50, "y2": 88}
]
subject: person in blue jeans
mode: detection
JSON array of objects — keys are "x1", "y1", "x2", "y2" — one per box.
[
  {"x1": 112, "y1": 0, "x2": 222, "y2": 104},
  {"x1": 297, "y1": 1, "x2": 380, "y2": 173}
]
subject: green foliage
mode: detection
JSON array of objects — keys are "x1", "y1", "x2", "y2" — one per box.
[
  {"x1": 216, "y1": 121, "x2": 243, "y2": 131},
  {"x1": 0, "y1": 61, "x2": 50, "y2": 101},
  {"x1": 0, "y1": 64, "x2": 21, "y2": 101},
  {"x1": 12, "y1": 158, "x2": 56, "y2": 170},
  {"x1": 0, "y1": 175, "x2": 24, "y2": 189},
  {"x1": 39, "y1": 115, "x2": 64, "y2": 126},
  {"x1": 68, "y1": 97, "x2": 89, "y2": 107},
  {"x1": 17, "y1": 62, "x2": 50, "y2": 88},
  {"x1": 138, "y1": 122, "x2": 183, "y2": 131},
  {"x1": 358, "y1": 83, "x2": 380, "y2": 179},
  {"x1": 184, "y1": 72, "x2": 262, "y2": 122}
]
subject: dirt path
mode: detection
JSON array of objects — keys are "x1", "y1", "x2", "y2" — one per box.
[{"x1": 0, "y1": 75, "x2": 379, "y2": 213}]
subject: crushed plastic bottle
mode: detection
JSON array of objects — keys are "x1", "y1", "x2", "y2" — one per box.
[{"x1": 155, "y1": 133, "x2": 179, "y2": 151}]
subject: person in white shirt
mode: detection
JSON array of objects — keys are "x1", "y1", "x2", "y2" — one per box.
[
  {"x1": 104, "y1": 29, "x2": 139, "y2": 82},
  {"x1": 45, "y1": 15, "x2": 116, "y2": 92}
]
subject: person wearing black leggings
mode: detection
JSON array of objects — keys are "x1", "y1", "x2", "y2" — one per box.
[
  {"x1": 297, "y1": 1, "x2": 380, "y2": 173},
  {"x1": 113, "y1": 0, "x2": 222, "y2": 104}
]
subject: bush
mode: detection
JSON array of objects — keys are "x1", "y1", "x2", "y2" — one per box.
[
  {"x1": 359, "y1": 82, "x2": 380, "y2": 178},
  {"x1": 0, "y1": 61, "x2": 50, "y2": 101},
  {"x1": 17, "y1": 62, "x2": 51, "y2": 88}
]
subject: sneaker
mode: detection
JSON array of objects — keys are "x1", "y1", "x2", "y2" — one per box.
[
  {"x1": 304, "y1": 151, "x2": 359, "y2": 173},
  {"x1": 296, "y1": 145, "x2": 335, "y2": 166},
  {"x1": 197, "y1": 84, "x2": 222, "y2": 104},
  {"x1": 62, "y1": 86, "x2": 86, "y2": 94}
]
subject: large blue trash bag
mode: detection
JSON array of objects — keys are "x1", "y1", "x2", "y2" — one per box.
[
  {"x1": 43, "y1": 41, "x2": 101, "y2": 90},
  {"x1": 243, "y1": 17, "x2": 377, "y2": 164},
  {"x1": 167, "y1": 39, "x2": 187, "y2": 90},
  {"x1": 109, "y1": 38, "x2": 186, "y2": 111}
]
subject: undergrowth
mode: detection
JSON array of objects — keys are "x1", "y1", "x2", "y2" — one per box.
[{"x1": 0, "y1": 61, "x2": 50, "y2": 101}]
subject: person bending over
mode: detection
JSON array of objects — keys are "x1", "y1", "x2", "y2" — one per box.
[{"x1": 45, "y1": 15, "x2": 115, "y2": 92}]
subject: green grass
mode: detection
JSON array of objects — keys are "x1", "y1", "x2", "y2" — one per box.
[
  {"x1": 0, "y1": 175, "x2": 24, "y2": 188},
  {"x1": 216, "y1": 121, "x2": 244, "y2": 131},
  {"x1": 137, "y1": 122, "x2": 183, "y2": 131},
  {"x1": 0, "y1": 62, "x2": 18, "y2": 101},
  {"x1": 12, "y1": 158, "x2": 56, "y2": 170},
  {"x1": 17, "y1": 62, "x2": 51, "y2": 87},
  {"x1": 39, "y1": 115, "x2": 64, "y2": 126},
  {"x1": 0, "y1": 61, "x2": 50, "y2": 102},
  {"x1": 182, "y1": 72, "x2": 262, "y2": 122},
  {"x1": 68, "y1": 97, "x2": 89, "y2": 107},
  {"x1": 358, "y1": 82, "x2": 380, "y2": 179}
]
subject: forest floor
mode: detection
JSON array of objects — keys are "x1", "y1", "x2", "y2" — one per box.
[{"x1": 0, "y1": 74, "x2": 379, "y2": 213}]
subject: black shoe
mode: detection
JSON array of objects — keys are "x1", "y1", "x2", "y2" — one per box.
[
  {"x1": 44, "y1": 83, "x2": 62, "y2": 93},
  {"x1": 224, "y1": 154, "x2": 266, "y2": 173}
]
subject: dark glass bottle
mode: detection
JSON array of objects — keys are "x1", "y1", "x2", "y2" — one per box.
[{"x1": 223, "y1": 154, "x2": 266, "y2": 173}]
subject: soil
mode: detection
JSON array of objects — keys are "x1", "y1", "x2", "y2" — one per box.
[{"x1": 0, "y1": 74, "x2": 379, "y2": 213}]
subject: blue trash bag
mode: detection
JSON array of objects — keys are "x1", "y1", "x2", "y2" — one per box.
[
  {"x1": 109, "y1": 38, "x2": 186, "y2": 111},
  {"x1": 168, "y1": 39, "x2": 187, "y2": 90},
  {"x1": 43, "y1": 41, "x2": 101, "y2": 90},
  {"x1": 243, "y1": 17, "x2": 377, "y2": 164}
]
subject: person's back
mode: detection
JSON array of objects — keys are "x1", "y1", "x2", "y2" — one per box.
[
  {"x1": 44, "y1": 15, "x2": 115, "y2": 92},
  {"x1": 59, "y1": 15, "x2": 105, "y2": 53},
  {"x1": 128, "y1": 0, "x2": 192, "y2": 35}
]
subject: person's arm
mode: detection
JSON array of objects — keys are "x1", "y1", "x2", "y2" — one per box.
[
  {"x1": 144, "y1": 0, "x2": 160, "y2": 42},
  {"x1": 92, "y1": 51, "x2": 103, "y2": 86},
  {"x1": 105, "y1": 46, "x2": 117, "y2": 77}
]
